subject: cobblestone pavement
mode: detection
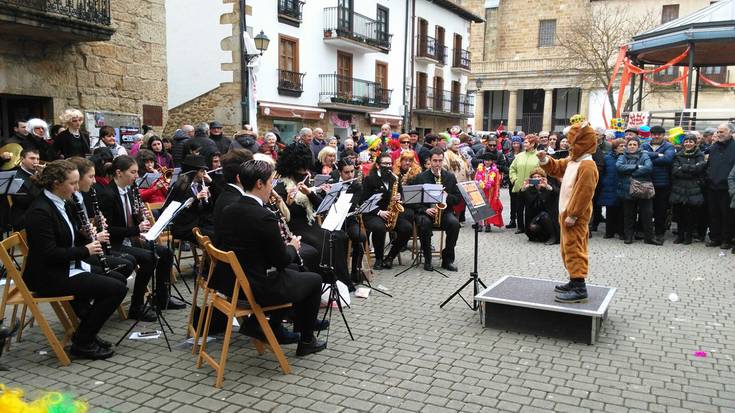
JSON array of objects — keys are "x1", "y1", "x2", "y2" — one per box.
[{"x1": 2, "y1": 197, "x2": 734, "y2": 412}]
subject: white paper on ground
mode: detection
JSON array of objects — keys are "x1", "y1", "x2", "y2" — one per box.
[
  {"x1": 185, "y1": 336, "x2": 215, "y2": 345},
  {"x1": 354, "y1": 288, "x2": 371, "y2": 298},
  {"x1": 129, "y1": 331, "x2": 161, "y2": 340}
]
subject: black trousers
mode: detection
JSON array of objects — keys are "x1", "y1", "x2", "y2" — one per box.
[
  {"x1": 510, "y1": 191, "x2": 526, "y2": 229},
  {"x1": 707, "y1": 188, "x2": 735, "y2": 244},
  {"x1": 363, "y1": 214, "x2": 412, "y2": 260},
  {"x1": 416, "y1": 209, "x2": 460, "y2": 263},
  {"x1": 526, "y1": 212, "x2": 554, "y2": 242},
  {"x1": 673, "y1": 203, "x2": 699, "y2": 237},
  {"x1": 254, "y1": 269, "x2": 322, "y2": 338},
  {"x1": 114, "y1": 243, "x2": 173, "y2": 308},
  {"x1": 342, "y1": 219, "x2": 366, "y2": 272},
  {"x1": 86, "y1": 252, "x2": 135, "y2": 279},
  {"x1": 697, "y1": 188, "x2": 709, "y2": 239},
  {"x1": 624, "y1": 199, "x2": 653, "y2": 240},
  {"x1": 39, "y1": 272, "x2": 127, "y2": 345},
  {"x1": 652, "y1": 186, "x2": 671, "y2": 236},
  {"x1": 591, "y1": 183, "x2": 604, "y2": 228},
  {"x1": 604, "y1": 204, "x2": 624, "y2": 238},
  {"x1": 508, "y1": 188, "x2": 519, "y2": 224}
]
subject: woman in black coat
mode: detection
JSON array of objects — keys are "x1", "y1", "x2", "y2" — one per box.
[
  {"x1": 53, "y1": 109, "x2": 91, "y2": 158},
  {"x1": 23, "y1": 160, "x2": 127, "y2": 360},
  {"x1": 670, "y1": 136, "x2": 706, "y2": 244},
  {"x1": 521, "y1": 167, "x2": 560, "y2": 244}
]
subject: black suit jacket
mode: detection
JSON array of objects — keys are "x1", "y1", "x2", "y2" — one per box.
[
  {"x1": 360, "y1": 170, "x2": 395, "y2": 214},
  {"x1": 213, "y1": 184, "x2": 243, "y2": 226},
  {"x1": 98, "y1": 182, "x2": 142, "y2": 247},
  {"x1": 210, "y1": 196, "x2": 298, "y2": 299},
  {"x1": 23, "y1": 192, "x2": 92, "y2": 293},
  {"x1": 411, "y1": 169, "x2": 462, "y2": 215},
  {"x1": 10, "y1": 167, "x2": 41, "y2": 230}
]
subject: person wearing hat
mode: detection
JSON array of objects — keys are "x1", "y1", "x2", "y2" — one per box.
[
  {"x1": 624, "y1": 128, "x2": 639, "y2": 141},
  {"x1": 641, "y1": 125, "x2": 676, "y2": 243},
  {"x1": 408, "y1": 130, "x2": 422, "y2": 154},
  {"x1": 208, "y1": 121, "x2": 231, "y2": 154},
  {"x1": 474, "y1": 151, "x2": 504, "y2": 232},
  {"x1": 520, "y1": 167, "x2": 559, "y2": 244},
  {"x1": 508, "y1": 134, "x2": 540, "y2": 233},
  {"x1": 701, "y1": 127, "x2": 716, "y2": 154},
  {"x1": 165, "y1": 154, "x2": 214, "y2": 244},
  {"x1": 670, "y1": 134, "x2": 706, "y2": 244}
]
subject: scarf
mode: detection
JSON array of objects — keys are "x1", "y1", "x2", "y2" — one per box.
[{"x1": 281, "y1": 177, "x2": 315, "y2": 225}]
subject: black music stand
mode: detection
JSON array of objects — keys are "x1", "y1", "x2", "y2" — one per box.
[
  {"x1": 393, "y1": 183, "x2": 449, "y2": 279},
  {"x1": 318, "y1": 192, "x2": 355, "y2": 341},
  {"x1": 117, "y1": 198, "x2": 194, "y2": 351},
  {"x1": 136, "y1": 172, "x2": 161, "y2": 189},
  {"x1": 439, "y1": 181, "x2": 493, "y2": 310},
  {"x1": 352, "y1": 194, "x2": 392, "y2": 297},
  {"x1": 1, "y1": 172, "x2": 24, "y2": 237}
]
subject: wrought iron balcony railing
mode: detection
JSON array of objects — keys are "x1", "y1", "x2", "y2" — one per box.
[
  {"x1": 0, "y1": 0, "x2": 111, "y2": 26},
  {"x1": 323, "y1": 7, "x2": 392, "y2": 51},
  {"x1": 453, "y1": 48, "x2": 471, "y2": 70},
  {"x1": 320, "y1": 74, "x2": 392, "y2": 108},
  {"x1": 277, "y1": 69, "x2": 305, "y2": 97},
  {"x1": 413, "y1": 87, "x2": 474, "y2": 117},
  {"x1": 278, "y1": 0, "x2": 304, "y2": 24},
  {"x1": 416, "y1": 35, "x2": 447, "y2": 65}
]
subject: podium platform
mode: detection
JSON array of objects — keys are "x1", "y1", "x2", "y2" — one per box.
[{"x1": 475, "y1": 276, "x2": 616, "y2": 344}]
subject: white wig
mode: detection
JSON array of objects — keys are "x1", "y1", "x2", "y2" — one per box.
[{"x1": 26, "y1": 118, "x2": 49, "y2": 139}]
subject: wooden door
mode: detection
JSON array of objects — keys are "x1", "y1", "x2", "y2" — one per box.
[
  {"x1": 451, "y1": 80, "x2": 461, "y2": 113},
  {"x1": 453, "y1": 33, "x2": 462, "y2": 66},
  {"x1": 337, "y1": 51, "x2": 353, "y2": 98},
  {"x1": 375, "y1": 61, "x2": 388, "y2": 104},
  {"x1": 435, "y1": 26, "x2": 445, "y2": 63},
  {"x1": 417, "y1": 72, "x2": 427, "y2": 109},
  {"x1": 418, "y1": 18, "x2": 428, "y2": 56},
  {"x1": 433, "y1": 76, "x2": 444, "y2": 111}
]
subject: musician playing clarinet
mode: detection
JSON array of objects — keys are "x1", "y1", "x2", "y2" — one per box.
[
  {"x1": 23, "y1": 160, "x2": 127, "y2": 360},
  {"x1": 412, "y1": 147, "x2": 462, "y2": 272},
  {"x1": 98, "y1": 155, "x2": 182, "y2": 321}
]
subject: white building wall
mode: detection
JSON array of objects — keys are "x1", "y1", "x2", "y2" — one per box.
[
  {"x1": 165, "y1": 0, "x2": 232, "y2": 109},
  {"x1": 249, "y1": 0, "x2": 407, "y2": 117}
]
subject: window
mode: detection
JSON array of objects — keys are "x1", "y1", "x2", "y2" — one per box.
[
  {"x1": 538, "y1": 19, "x2": 556, "y2": 47},
  {"x1": 375, "y1": 61, "x2": 388, "y2": 103},
  {"x1": 653, "y1": 66, "x2": 677, "y2": 83},
  {"x1": 278, "y1": 35, "x2": 299, "y2": 72},
  {"x1": 376, "y1": 5, "x2": 389, "y2": 43},
  {"x1": 416, "y1": 72, "x2": 428, "y2": 109},
  {"x1": 661, "y1": 4, "x2": 679, "y2": 24},
  {"x1": 272, "y1": 119, "x2": 302, "y2": 145},
  {"x1": 703, "y1": 66, "x2": 728, "y2": 83}
]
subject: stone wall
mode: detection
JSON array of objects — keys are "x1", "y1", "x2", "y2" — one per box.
[{"x1": 0, "y1": 0, "x2": 167, "y2": 129}]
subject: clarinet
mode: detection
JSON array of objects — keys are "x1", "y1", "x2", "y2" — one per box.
[
  {"x1": 72, "y1": 195, "x2": 111, "y2": 275},
  {"x1": 130, "y1": 181, "x2": 148, "y2": 222},
  {"x1": 269, "y1": 191, "x2": 305, "y2": 271},
  {"x1": 89, "y1": 187, "x2": 112, "y2": 256}
]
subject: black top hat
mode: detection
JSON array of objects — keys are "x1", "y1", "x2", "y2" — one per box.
[{"x1": 181, "y1": 154, "x2": 207, "y2": 171}]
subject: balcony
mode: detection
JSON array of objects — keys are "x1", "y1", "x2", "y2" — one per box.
[
  {"x1": 319, "y1": 74, "x2": 392, "y2": 112},
  {"x1": 412, "y1": 87, "x2": 474, "y2": 118},
  {"x1": 415, "y1": 35, "x2": 447, "y2": 66},
  {"x1": 0, "y1": 0, "x2": 113, "y2": 42},
  {"x1": 278, "y1": 0, "x2": 304, "y2": 27},
  {"x1": 452, "y1": 48, "x2": 471, "y2": 74},
  {"x1": 277, "y1": 69, "x2": 305, "y2": 97},
  {"x1": 323, "y1": 7, "x2": 392, "y2": 53}
]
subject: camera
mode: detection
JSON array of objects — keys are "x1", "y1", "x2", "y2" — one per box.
[{"x1": 529, "y1": 178, "x2": 541, "y2": 185}]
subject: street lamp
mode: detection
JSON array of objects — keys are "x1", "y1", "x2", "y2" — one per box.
[{"x1": 252, "y1": 30, "x2": 270, "y2": 57}]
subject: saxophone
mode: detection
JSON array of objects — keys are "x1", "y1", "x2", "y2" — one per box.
[
  {"x1": 386, "y1": 172, "x2": 404, "y2": 231},
  {"x1": 433, "y1": 173, "x2": 446, "y2": 226}
]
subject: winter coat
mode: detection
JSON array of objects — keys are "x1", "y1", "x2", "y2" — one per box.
[
  {"x1": 728, "y1": 162, "x2": 735, "y2": 208},
  {"x1": 597, "y1": 152, "x2": 621, "y2": 207},
  {"x1": 508, "y1": 150, "x2": 539, "y2": 193},
  {"x1": 616, "y1": 149, "x2": 653, "y2": 200},
  {"x1": 210, "y1": 134, "x2": 233, "y2": 154},
  {"x1": 706, "y1": 138, "x2": 735, "y2": 190},
  {"x1": 670, "y1": 148, "x2": 706, "y2": 206},
  {"x1": 171, "y1": 131, "x2": 190, "y2": 167},
  {"x1": 229, "y1": 135, "x2": 260, "y2": 154},
  {"x1": 641, "y1": 140, "x2": 675, "y2": 188}
]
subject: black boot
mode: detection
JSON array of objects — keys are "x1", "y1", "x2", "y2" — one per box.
[
  {"x1": 423, "y1": 256, "x2": 434, "y2": 271},
  {"x1": 673, "y1": 234, "x2": 683, "y2": 244},
  {"x1": 682, "y1": 232, "x2": 692, "y2": 245},
  {"x1": 296, "y1": 334, "x2": 327, "y2": 357},
  {"x1": 624, "y1": 236, "x2": 633, "y2": 244},
  {"x1": 554, "y1": 281, "x2": 573, "y2": 293},
  {"x1": 505, "y1": 221, "x2": 516, "y2": 229},
  {"x1": 381, "y1": 254, "x2": 394, "y2": 269},
  {"x1": 555, "y1": 280, "x2": 588, "y2": 303},
  {"x1": 372, "y1": 258, "x2": 383, "y2": 271}
]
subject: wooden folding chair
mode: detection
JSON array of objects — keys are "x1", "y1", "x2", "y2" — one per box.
[
  {"x1": 196, "y1": 243, "x2": 292, "y2": 388},
  {"x1": 410, "y1": 223, "x2": 445, "y2": 262},
  {"x1": 0, "y1": 233, "x2": 78, "y2": 366},
  {"x1": 187, "y1": 227, "x2": 215, "y2": 354}
]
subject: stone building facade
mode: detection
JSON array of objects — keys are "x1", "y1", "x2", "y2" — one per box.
[
  {"x1": 462, "y1": 0, "x2": 735, "y2": 133},
  {"x1": 0, "y1": 0, "x2": 167, "y2": 140}
]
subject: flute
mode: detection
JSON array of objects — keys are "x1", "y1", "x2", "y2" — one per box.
[{"x1": 72, "y1": 195, "x2": 111, "y2": 275}]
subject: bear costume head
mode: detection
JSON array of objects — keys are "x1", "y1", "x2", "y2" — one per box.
[{"x1": 566, "y1": 116, "x2": 597, "y2": 160}]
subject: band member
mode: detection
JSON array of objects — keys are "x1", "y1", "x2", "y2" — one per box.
[
  {"x1": 413, "y1": 147, "x2": 462, "y2": 271},
  {"x1": 213, "y1": 148, "x2": 253, "y2": 221},
  {"x1": 210, "y1": 159, "x2": 327, "y2": 356},
  {"x1": 10, "y1": 148, "x2": 43, "y2": 230},
  {"x1": 136, "y1": 149, "x2": 169, "y2": 203},
  {"x1": 330, "y1": 158, "x2": 367, "y2": 281},
  {"x1": 23, "y1": 160, "x2": 127, "y2": 360},
  {"x1": 274, "y1": 144, "x2": 352, "y2": 290},
  {"x1": 361, "y1": 153, "x2": 412, "y2": 270},
  {"x1": 165, "y1": 154, "x2": 214, "y2": 242},
  {"x1": 98, "y1": 155, "x2": 182, "y2": 321}
]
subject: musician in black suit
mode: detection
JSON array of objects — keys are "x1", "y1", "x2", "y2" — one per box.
[
  {"x1": 23, "y1": 160, "x2": 127, "y2": 360},
  {"x1": 412, "y1": 147, "x2": 462, "y2": 271},
  {"x1": 213, "y1": 149, "x2": 253, "y2": 221},
  {"x1": 165, "y1": 154, "x2": 214, "y2": 242},
  {"x1": 329, "y1": 158, "x2": 367, "y2": 281},
  {"x1": 10, "y1": 148, "x2": 42, "y2": 230},
  {"x1": 211, "y1": 159, "x2": 327, "y2": 356},
  {"x1": 98, "y1": 155, "x2": 182, "y2": 321},
  {"x1": 361, "y1": 153, "x2": 412, "y2": 270}
]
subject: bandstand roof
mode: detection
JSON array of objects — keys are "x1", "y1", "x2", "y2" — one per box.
[{"x1": 627, "y1": 0, "x2": 735, "y2": 66}]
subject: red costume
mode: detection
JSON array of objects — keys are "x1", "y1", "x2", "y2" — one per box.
[{"x1": 474, "y1": 163, "x2": 504, "y2": 227}]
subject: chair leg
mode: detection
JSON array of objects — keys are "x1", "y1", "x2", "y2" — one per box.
[
  {"x1": 17, "y1": 304, "x2": 28, "y2": 343},
  {"x1": 60, "y1": 302, "x2": 80, "y2": 329},
  {"x1": 253, "y1": 311, "x2": 291, "y2": 375},
  {"x1": 186, "y1": 278, "x2": 201, "y2": 339},
  {"x1": 6, "y1": 304, "x2": 18, "y2": 351},
  {"x1": 195, "y1": 296, "x2": 215, "y2": 369},
  {"x1": 28, "y1": 302, "x2": 70, "y2": 366},
  {"x1": 215, "y1": 314, "x2": 235, "y2": 388},
  {"x1": 191, "y1": 288, "x2": 209, "y2": 356},
  {"x1": 117, "y1": 305, "x2": 128, "y2": 320},
  {"x1": 50, "y1": 302, "x2": 75, "y2": 347}
]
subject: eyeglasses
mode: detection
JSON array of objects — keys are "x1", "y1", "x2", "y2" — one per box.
[
  {"x1": 400, "y1": 140, "x2": 410, "y2": 144},
  {"x1": 379, "y1": 162, "x2": 392, "y2": 166}
]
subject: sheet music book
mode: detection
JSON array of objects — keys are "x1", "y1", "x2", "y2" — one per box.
[
  {"x1": 143, "y1": 198, "x2": 194, "y2": 241},
  {"x1": 321, "y1": 192, "x2": 353, "y2": 231},
  {"x1": 136, "y1": 172, "x2": 161, "y2": 189},
  {"x1": 0, "y1": 178, "x2": 24, "y2": 194},
  {"x1": 313, "y1": 174, "x2": 331, "y2": 187}
]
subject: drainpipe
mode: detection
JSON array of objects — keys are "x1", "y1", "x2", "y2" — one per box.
[
  {"x1": 240, "y1": 0, "x2": 249, "y2": 126},
  {"x1": 401, "y1": 0, "x2": 410, "y2": 132},
  {"x1": 406, "y1": 0, "x2": 416, "y2": 131}
]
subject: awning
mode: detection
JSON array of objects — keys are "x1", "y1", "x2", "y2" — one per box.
[
  {"x1": 369, "y1": 113, "x2": 403, "y2": 127},
  {"x1": 259, "y1": 102, "x2": 326, "y2": 121}
]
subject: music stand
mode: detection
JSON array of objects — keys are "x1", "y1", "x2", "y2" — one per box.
[
  {"x1": 117, "y1": 198, "x2": 194, "y2": 351},
  {"x1": 352, "y1": 194, "x2": 392, "y2": 298},
  {"x1": 136, "y1": 172, "x2": 161, "y2": 189},
  {"x1": 439, "y1": 181, "x2": 493, "y2": 311},
  {"x1": 1, "y1": 172, "x2": 24, "y2": 234},
  {"x1": 393, "y1": 183, "x2": 449, "y2": 279},
  {"x1": 319, "y1": 192, "x2": 355, "y2": 341}
]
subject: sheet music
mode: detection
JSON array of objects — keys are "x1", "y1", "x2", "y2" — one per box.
[
  {"x1": 143, "y1": 198, "x2": 193, "y2": 241},
  {"x1": 423, "y1": 184, "x2": 444, "y2": 203},
  {"x1": 322, "y1": 193, "x2": 353, "y2": 231}
]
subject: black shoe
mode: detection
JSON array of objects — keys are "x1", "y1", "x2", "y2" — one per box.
[
  {"x1": 381, "y1": 256, "x2": 394, "y2": 270},
  {"x1": 624, "y1": 237, "x2": 633, "y2": 244},
  {"x1": 721, "y1": 243, "x2": 732, "y2": 250},
  {"x1": 682, "y1": 234, "x2": 692, "y2": 245},
  {"x1": 0, "y1": 320, "x2": 19, "y2": 340},
  {"x1": 314, "y1": 319, "x2": 330, "y2": 331},
  {"x1": 471, "y1": 223, "x2": 480, "y2": 230},
  {"x1": 296, "y1": 336, "x2": 327, "y2": 357},
  {"x1": 128, "y1": 306, "x2": 157, "y2": 322},
  {"x1": 554, "y1": 281, "x2": 573, "y2": 293},
  {"x1": 544, "y1": 238, "x2": 559, "y2": 245},
  {"x1": 441, "y1": 261, "x2": 458, "y2": 271},
  {"x1": 372, "y1": 259, "x2": 383, "y2": 271},
  {"x1": 484, "y1": 226, "x2": 492, "y2": 233},
  {"x1": 673, "y1": 236, "x2": 683, "y2": 244},
  {"x1": 70, "y1": 341, "x2": 114, "y2": 360},
  {"x1": 603, "y1": 233, "x2": 615, "y2": 239},
  {"x1": 514, "y1": 229, "x2": 524, "y2": 234},
  {"x1": 555, "y1": 286, "x2": 588, "y2": 304},
  {"x1": 505, "y1": 222, "x2": 516, "y2": 229},
  {"x1": 159, "y1": 298, "x2": 186, "y2": 310},
  {"x1": 95, "y1": 336, "x2": 113, "y2": 349},
  {"x1": 271, "y1": 324, "x2": 300, "y2": 344},
  {"x1": 644, "y1": 239, "x2": 663, "y2": 246},
  {"x1": 706, "y1": 240, "x2": 721, "y2": 247},
  {"x1": 423, "y1": 262, "x2": 434, "y2": 271}
]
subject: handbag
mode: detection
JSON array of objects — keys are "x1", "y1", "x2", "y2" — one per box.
[{"x1": 629, "y1": 178, "x2": 655, "y2": 199}]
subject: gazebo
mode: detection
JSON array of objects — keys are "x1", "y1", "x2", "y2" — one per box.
[{"x1": 626, "y1": 0, "x2": 735, "y2": 111}]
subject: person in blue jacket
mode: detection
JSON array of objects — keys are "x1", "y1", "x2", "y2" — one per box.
[
  {"x1": 617, "y1": 138, "x2": 660, "y2": 245},
  {"x1": 641, "y1": 125, "x2": 676, "y2": 243},
  {"x1": 598, "y1": 139, "x2": 625, "y2": 239}
]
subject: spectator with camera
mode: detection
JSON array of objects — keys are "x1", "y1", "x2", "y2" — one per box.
[
  {"x1": 670, "y1": 134, "x2": 706, "y2": 245},
  {"x1": 521, "y1": 167, "x2": 559, "y2": 244},
  {"x1": 617, "y1": 138, "x2": 660, "y2": 245}
]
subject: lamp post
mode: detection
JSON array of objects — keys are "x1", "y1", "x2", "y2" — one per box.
[{"x1": 240, "y1": 0, "x2": 270, "y2": 127}]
